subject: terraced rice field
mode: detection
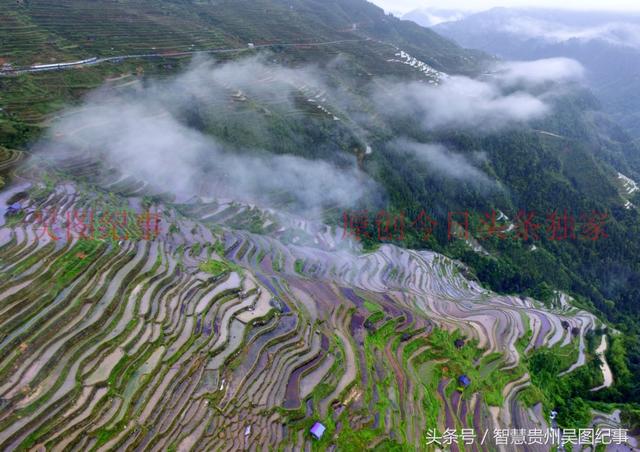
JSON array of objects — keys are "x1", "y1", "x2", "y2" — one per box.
[
  {"x1": 0, "y1": 146, "x2": 25, "y2": 190},
  {"x1": 0, "y1": 146, "x2": 24, "y2": 171},
  {"x1": 1, "y1": 0, "x2": 365, "y2": 67},
  {"x1": 2, "y1": 1, "x2": 233, "y2": 62},
  {"x1": 0, "y1": 5, "x2": 68, "y2": 64},
  {"x1": 0, "y1": 157, "x2": 605, "y2": 450}
]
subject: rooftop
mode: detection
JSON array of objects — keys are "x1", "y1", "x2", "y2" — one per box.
[{"x1": 310, "y1": 422, "x2": 326, "y2": 440}]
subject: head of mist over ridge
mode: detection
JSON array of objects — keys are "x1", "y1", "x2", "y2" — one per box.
[
  {"x1": 34, "y1": 52, "x2": 585, "y2": 219},
  {"x1": 35, "y1": 57, "x2": 378, "y2": 217}
]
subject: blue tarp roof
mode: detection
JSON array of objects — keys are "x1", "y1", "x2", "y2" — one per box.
[{"x1": 310, "y1": 422, "x2": 326, "y2": 439}]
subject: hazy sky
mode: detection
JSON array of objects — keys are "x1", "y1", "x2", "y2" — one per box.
[{"x1": 371, "y1": 0, "x2": 640, "y2": 14}]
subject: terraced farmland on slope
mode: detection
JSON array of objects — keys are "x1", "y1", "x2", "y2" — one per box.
[
  {"x1": 1, "y1": 0, "x2": 478, "y2": 156},
  {"x1": 0, "y1": 156, "x2": 609, "y2": 450},
  {"x1": 0, "y1": 5, "x2": 71, "y2": 64},
  {"x1": 0, "y1": 146, "x2": 25, "y2": 189},
  {"x1": 2, "y1": 0, "x2": 234, "y2": 64}
]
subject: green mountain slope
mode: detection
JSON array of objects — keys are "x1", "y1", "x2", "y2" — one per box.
[{"x1": 1, "y1": 0, "x2": 483, "y2": 69}]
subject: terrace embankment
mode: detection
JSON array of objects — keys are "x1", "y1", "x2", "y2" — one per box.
[{"x1": 0, "y1": 176, "x2": 609, "y2": 450}]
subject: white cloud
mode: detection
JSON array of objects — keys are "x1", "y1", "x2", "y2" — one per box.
[
  {"x1": 492, "y1": 58, "x2": 585, "y2": 87},
  {"x1": 391, "y1": 139, "x2": 493, "y2": 186},
  {"x1": 38, "y1": 57, "x2": 376, "y2": 214},
  {"x1": 373, "y1": 56, "x2": 585, "y2": 131},
  {"x1": 371, "y1": 0, "x2": 640, "y2": 14},
  {"x1": 374, "y1": 75, "x2": 549, "y2": 130},
  {"x1": 502, "y1": 17, "x2": 640, "y2": 48}
]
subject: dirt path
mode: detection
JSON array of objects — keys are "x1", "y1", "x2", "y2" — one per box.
[{"x1": 590, "y1": 335, "x2": 613, "y2": 391}]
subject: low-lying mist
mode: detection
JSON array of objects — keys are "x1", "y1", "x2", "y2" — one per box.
[
  {"x1": 372, "y1": 57, "x2": 584, "y2": 131},
  {"x1": 35, "y1": 57, "x2": 378, "y2": 217},
  {"x1": 390, "y1": 139, "x2": 494, "y2": 189},
  {"x1": 32, "y1": 54, "x2": 585, "y2": 220}
]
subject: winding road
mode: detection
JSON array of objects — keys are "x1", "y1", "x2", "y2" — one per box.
[{"x1": 0, "y1": 38, "x2": 369, "y2": 76}]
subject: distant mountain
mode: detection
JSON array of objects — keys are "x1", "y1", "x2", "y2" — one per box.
[
  {"x1": 402, "y1": 7, "x2": 469, "y2": 27},
  {"x1": 434, "y1": 8, "x2": 640, "y2": 137}
]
